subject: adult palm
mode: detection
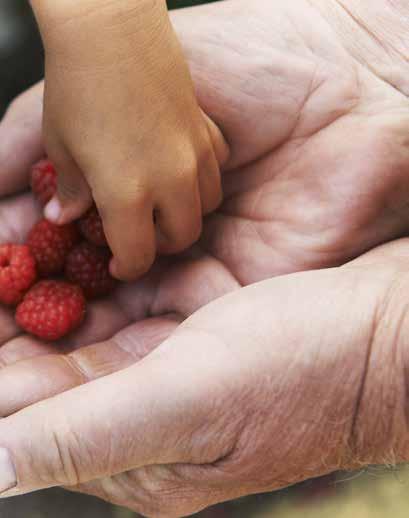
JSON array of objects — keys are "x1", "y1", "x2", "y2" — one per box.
[{"x1": 0, "y1": 0, "x2": 408, "y2": 512}]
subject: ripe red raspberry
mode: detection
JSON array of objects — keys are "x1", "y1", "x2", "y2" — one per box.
[
  {"x1": 16, "y1": 281, "x2": 86, "y2": 340},
  {"x1": 0, "y1": 244, "x2": 37, "y2": 305},
  {"x1": 30, "y1": 159, "x2": 57, "y2": 206},
  {"x1": 65, "y1": 242, "x2": 116, "y2": 299},
  {"x1": 78, "y1": 206, "x2": 108, "y2": 247},
  {"x1": 27, "y1": 219, "x2": 80, "y2": 276}
]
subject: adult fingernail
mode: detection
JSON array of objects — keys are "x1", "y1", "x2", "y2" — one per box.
[
  {"x1": 44, "y1": 197, "x2": 62, "y2": 223},
  {"x1": 0, "y1": 448, "x2": 16, "y2": 494}
]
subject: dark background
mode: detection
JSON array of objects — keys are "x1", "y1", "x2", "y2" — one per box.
[{"x1": 0, "y1": 0, "x2": 43, "y2": 115}]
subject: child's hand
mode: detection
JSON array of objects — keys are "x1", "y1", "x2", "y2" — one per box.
[{"x1": 30, "y1": 0, "x2": 229, "y2": 280}]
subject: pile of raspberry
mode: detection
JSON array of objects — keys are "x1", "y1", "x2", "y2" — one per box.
[{"x1": 0, "y1": 159, "x2": 117, "y2": 341}]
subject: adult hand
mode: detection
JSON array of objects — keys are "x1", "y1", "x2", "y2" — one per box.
[
  {"x1": 0, "y1": 0, "x2": 408, "y2": 389},
  {"x1": 0, "y1": 0, "x2": 408, "y2": 514},
  {"x1": 0, "y1": 238, "x2": 408, "y2": 517},
  {"x1": 2, "y1": 0, "x2": 409, "y2": 283}
]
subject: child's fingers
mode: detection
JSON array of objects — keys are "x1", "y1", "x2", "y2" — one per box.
[
  {"x1": 198, "y1": 148, "x2": 223, "y2": 215},
  {"x1": 202, "y1": 112, "x2": 230, "y2": 169},
  {"x1": 43, "y1": 136, "x2": 93, "y2": 224},
  {"x1": 0, "y1": 82, "x2": 44, "y2": 196},
  {"x1": 197, "y1": 113, "x2": 229, "y2": 215},
  {"x1": 156, "y1": 179, "x2": 202, "y2": 255},
  {"x1": 102, "y1": 194, "x2": 156, "y2": 281}
]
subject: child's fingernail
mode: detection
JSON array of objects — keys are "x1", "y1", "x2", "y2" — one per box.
[
  {"x1": 0, "y1": 448, "x2": 17, "y2": 495},
  {"x1": 44, "y1": 198, "x2": 62, "y2": 223}
]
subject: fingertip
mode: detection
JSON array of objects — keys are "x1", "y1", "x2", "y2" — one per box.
[
  {"x1": 104, "y1": 199, "x2": 157, "y2": 282},
  {"x1": 109, "y1": 258, "x2": 141, "y2": 282},
  {"x1": 109, "y1": 254, "x2": 153, "y2": 282},
  {"x1": 45, "y1": 196, "x2": 88, "y2": 225},
  {"x1": 44, "y1": 197, "x2": 63, "y2": 224}
]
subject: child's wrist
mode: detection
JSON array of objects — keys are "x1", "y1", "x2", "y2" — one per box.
[
  {"x1": 30, "y1": 0, "x2": 164, "y2": 29},
  {"x1": 30, "y1": 0, "x2": 169, "y2": 57}
]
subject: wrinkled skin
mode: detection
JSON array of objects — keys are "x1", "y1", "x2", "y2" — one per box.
[{"x1": 0, "y1": 0, "x2": 408, "y2": 515}]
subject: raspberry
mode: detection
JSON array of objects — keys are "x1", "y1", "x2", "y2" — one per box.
[
  {"x1": 0, "y1": 244, "x2": 37, "y2": 305},
  {"x1": 16, "y1": 281, "x2": 86, "y2": 340},
  {"x1": 65, "y1": 242, "x2": 116, "y2": 299},
  {"x1": 78, "y1": 206, "x2": 108, "y2": 247},
  {"x1": 30, "y1": 159, "x2": 57, "y2": 206},
  {"x1": 27, "y1": 219, "x2": 80, "y2": 276}
]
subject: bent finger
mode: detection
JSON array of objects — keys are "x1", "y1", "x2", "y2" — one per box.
[
  {"x1": 0, "y1": 316, "x2": 179, "y2": 417},
  {"x1": 43, "y1": 137, "x2": 92, "y2": 224},
  {"x1": 101, "y1": 193, "x2": 156, "y2": 281}
]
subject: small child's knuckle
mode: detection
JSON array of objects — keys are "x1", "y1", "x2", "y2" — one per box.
[{"x1": 198, "y1": 141, "x2": 215, "y2": 168}]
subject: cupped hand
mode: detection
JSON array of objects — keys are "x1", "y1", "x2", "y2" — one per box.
[
  {"x1": 0, "y1": 0, "x2": 408, "y2": 514},
  {"x1": 3, "y1": 0, "x2": 409, "y2": 282},
  {"x1": 0, "y1": 238, "x2": 409, "y2": 517},
  {"x1": 1, "y1": 0, "x2": 407, "y2": 377}
]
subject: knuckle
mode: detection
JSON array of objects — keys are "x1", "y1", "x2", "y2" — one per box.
[
  {"x1": 125, "y1": 468, "x2": 197, "y2": 518},
  {"x1": 117, "y1": 248, "x2": 155, "y2": 282},
  {"x1": 172, "y1": 148, "x2": 199, "y2": 185},
  {"x1": 46, "y1": 421, "x2": 82, "y2": 486},
  {"x1": 197, "y1": 139, "x2": 215, "y2": 169},
  {"x1": 96, "y1": 184, "x2": 151, "y2": 216},
  {"x1": 174, "y1": 167, "x2": 198, "y2": 189},
  {"x1": 164, "y1": 218, "x2": 202, "y2": 255}
]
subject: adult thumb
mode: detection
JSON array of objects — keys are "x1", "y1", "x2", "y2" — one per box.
[{"x1": 0, "y1": 330, "x2": 227, "y2": 497}]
